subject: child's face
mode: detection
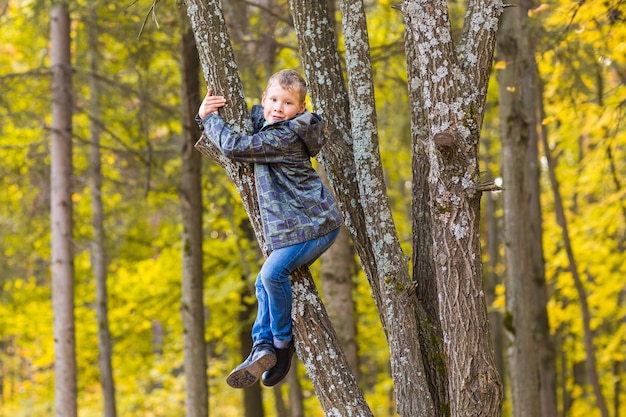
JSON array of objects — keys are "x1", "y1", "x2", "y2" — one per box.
[{"x1": 261, "y1": 84, "x2": 306, "y2": 124}]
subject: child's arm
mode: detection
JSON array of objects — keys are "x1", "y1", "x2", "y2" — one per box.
[{"x1": 200, "y1": 112, "x2": 295, "y2": 164}]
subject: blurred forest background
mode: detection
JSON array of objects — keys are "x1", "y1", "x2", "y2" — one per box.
[{"x1": 1, "y1": 0, "x2": 625, "y2": 416}]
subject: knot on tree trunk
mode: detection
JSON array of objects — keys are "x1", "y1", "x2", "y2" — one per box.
[{"x1": 434, "y1": 132, "x2": 455, "y2": 147}]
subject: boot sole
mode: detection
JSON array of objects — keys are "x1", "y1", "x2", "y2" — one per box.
[{"x1": 226, "y1": 353, "x2": 277, "y2": 389}]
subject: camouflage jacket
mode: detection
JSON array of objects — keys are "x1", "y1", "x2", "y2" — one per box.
[{"x1": 197, "y1": 105, "x2": 342, "y2": 251}]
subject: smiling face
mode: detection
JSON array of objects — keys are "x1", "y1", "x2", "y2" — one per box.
[{"x1": 261, "y1": 84, "x2": 306, "y2": 124}]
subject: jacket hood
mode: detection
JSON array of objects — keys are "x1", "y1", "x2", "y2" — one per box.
[{"x1": 289, "y1": 110, "x2": 325, "y2": 157}]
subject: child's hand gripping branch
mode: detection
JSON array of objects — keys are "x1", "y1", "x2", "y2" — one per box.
[{"x1": 198, "y1": 88, "x2": 227, "y2": 119}]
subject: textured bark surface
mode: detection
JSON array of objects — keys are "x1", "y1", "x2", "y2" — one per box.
[
  {"x1": 497, "y1": 4, "x2": 554, "y2": 416},
  {"x1": 290, "y1": 0, "x2": 436, "y2": 415},
  {"x1": 401, "y1": 0, "x2": 504, "y2": 415},
  {"x1": 319, "y1": 225, "x2": 359, "y2": 376},
  {"x1": 179, "y1": 9, "x2": 208, "y2": 417},
  {"x1": 406, "y1": 19, "x2": 451, "y2": 417},
  {"x1": 523, "y1": 4, "x2": 559, "y2": 414},
  {"x1": 183, "y1": 2, "x2": 373, "y2": 415},
  {"x1": 497, "y1": 6, "x2": 541, "y2": 417},
  {"x1": 50, "y1": 4, "x2": 77, "y2": 417}
]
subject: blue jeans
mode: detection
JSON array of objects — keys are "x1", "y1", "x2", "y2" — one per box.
[{"x1": 251, "y1": 227, "x2": 340, "y2": 347}]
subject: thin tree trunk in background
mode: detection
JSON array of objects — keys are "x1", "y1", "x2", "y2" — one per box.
[
  {"x1": 482, "y1": 135, "x2": 505, "y2": 389},
  {"x1": 50, "y1": 4, "x2": 77, "y2": 417},
  {"x1": 539, "y1": 92, "x2": 609, "y2": 417},
  {"x1": 87, "y1": 6, "x2": 117, "y2": 417},
  {"x1": 225, "y1": 211, "x2": 266, "y2": 417},
  {"x1": 0, "y1": 340, "x2": 3, "y2": 402},
  {"x1": 524, "y1": 5, "x2": 558, "y2": 413},
  {"x1": 614, "y1": 350, "x2": 623, "y2": 417},
  {"x1": 178, "y1": 8, "x2": 208, "y2": 417},
  {"x1": 497, "y1": 5, "x2": 541, "y2": 416},
  {"x1": 606, "y1": 143, "x2": 626, "y2": 417},
  {"x1": 319, "y1": 226, "x2": 358, "y2": 376},
  {"x1": 240, "y1": 299, "x2": 264, "y2": 417},
  {"x1": 286, "y1": 365, "x2": 304, "y2": 417},
  {"x1": 561, "y1": 347, "x2": 572, "y2": 416}
]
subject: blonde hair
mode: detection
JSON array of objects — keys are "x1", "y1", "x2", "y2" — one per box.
[{"x1": 266, "y1": 69, "x2": 307, "y2": 104}]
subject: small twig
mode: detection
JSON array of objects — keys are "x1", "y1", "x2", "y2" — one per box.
[
  {"x1": 475, "y1": 181, "x2": 503, "y2": 192},
  {"x1": 136, "y1": 0, "x2": 161, "y2": 39}
]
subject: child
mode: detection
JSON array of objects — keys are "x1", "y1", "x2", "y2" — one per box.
[{"x1": 196, "y1": 69, "x2": 343, "y2": 388}]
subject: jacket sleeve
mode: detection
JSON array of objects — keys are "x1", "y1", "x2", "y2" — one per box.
[{"x1": 200, "y1": 113, "x2": 294, "y2": 164}]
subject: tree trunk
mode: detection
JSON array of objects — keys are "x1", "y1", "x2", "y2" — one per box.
[
  {"x1": 178, "y1": 7, "x2": 209, "y2": 417},
  {"x1": 539, "y1": 101, "x2": 610, "y2": 417},
  {"x1": 87, "y1": 6, "x2": 117, "y2": 417},
  {"x1": 240, "y1": 299, "x2": 265, "y2": 417},
  {"x1": 317, "y1": 129, "x2": 358, "y2": 379},
  {"x1": 319, "y1": 226, "x2": 358, "y2": 376},
  {"x1": 183, "y1": 2, "x2": 373, "y2": 415},
  {"x1": 481, "y1": 134, "x2": 505, "y2": 386},
  {"x1": 50, "y1": 4, "x2": 77, "y2": 417},
  {"x1": 336, "y1": 0, "x2": 422, "y2": 398},
  {"x1": 406, "y1": 14, "x2": 451, "y2": 417},
  {"x1": 286, "y1": 365, "x2": 304, "y2": 417},
  {"x1": 524, "y1": 5, "x2": 558, "y2": 415},
  {"x1": 497, "y1": 6, "x2": 541, "y2": 417},
  {"x1": 401, "y1": 0, "x2": 504, "y2": 415},
  {"x1": 606, "y1": 142, "x2": 626, "y2": 417},
  {"x1": 290, "y1": 0, "x2": 435, "y2": 414}
]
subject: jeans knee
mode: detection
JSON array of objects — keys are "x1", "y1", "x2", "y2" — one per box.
[{"x1": 260, "y1": 268, "x2": 289, "y2": 288}]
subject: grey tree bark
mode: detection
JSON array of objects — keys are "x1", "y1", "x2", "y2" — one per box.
[
  {"x1": 522, "y1": 3, "x2": 558, "y2": 415},
  {"x1": 406, "y1": 11, "x2": 451, "y2": 417},
  {"x1": 183, "y1": 1, "x2": 373, "y2": 415},
  {"x1": 50, "y1": 4, "x2": 77, "y2": 417},
  {"x1": 319, "y1": 225, "x2": 358, "y2": 376},
  {"x1": 401, "y1": 0, "x2": 504, "y2": 415},
  {"x1": 289, "y1": 0, "x2": 436, "y2": 414},
  {"x1": 178, "y1": 7, "x2": 209, "y2": 417},
  {"x1": 87, "y1": 6, "x2": 117, "y2": 417},
  {"x1": 497, "y1": 6, "x2": 542, "y2": 417},
  {"x1": 481, "y1": 136, "x2": 505, "y2": 385}
]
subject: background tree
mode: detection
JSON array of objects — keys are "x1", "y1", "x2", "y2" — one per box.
[
  {"x1": 50, "y1": 3, "x2": 77, "y2": 417},
  {"x1": 87, "y1": 4, "x2": 117, "y2": 417},
  {"x1": 178, "y1": 5, "x2": 208, "y2": 417},
  {"x1": 497, "y1": 3, "x2": 543, "y2": 416},
  {"x1": 536, "y1": 1, "x2": 625, "y2": 414},
  {"x1": 541, "y1": 101, "x2": 610, "y2": 417}
]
